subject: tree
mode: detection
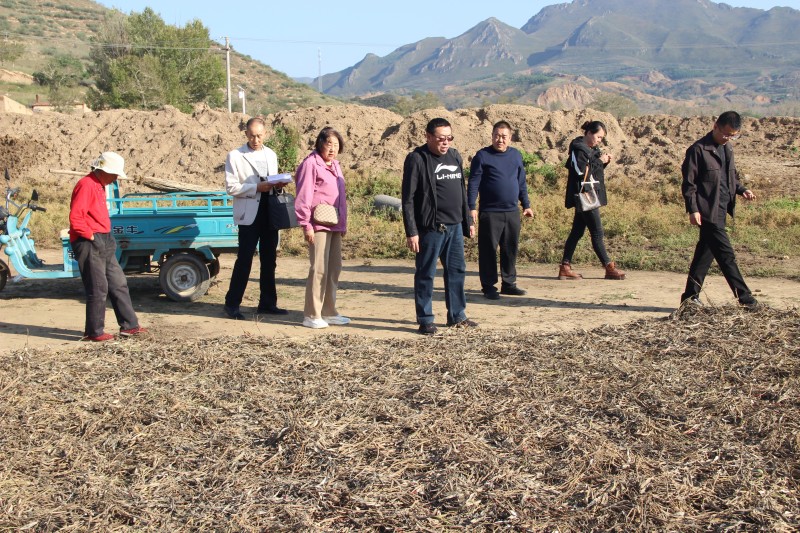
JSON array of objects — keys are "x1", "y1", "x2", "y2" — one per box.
[
  {"x1": 32, "y1": 55, "x2": 86, "y2": 111},
  {"x1": 266, "y1": 125, "x2": 300, "y2": 173},
  {"x1": 353, "y1": 93, "x2": 399, "y2": 110},
  {"x1": 88, "y1": 8, "x2": 225, "y2": 112}
]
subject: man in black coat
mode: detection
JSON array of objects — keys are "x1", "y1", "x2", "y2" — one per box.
[
  {"x1": 680, "y1": 111, "x2": 758, "y2": 308},
  {"x1": 401, "y1": 118, "x2": 476, "y2": 335}
]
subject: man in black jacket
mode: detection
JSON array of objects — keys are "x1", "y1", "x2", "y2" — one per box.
[
  {"x1": 680, "y1": 111, "x2": 757, "y2": 307},
  {"x1": 402, "y1": 118, "x2": 476, "y2": 335}
]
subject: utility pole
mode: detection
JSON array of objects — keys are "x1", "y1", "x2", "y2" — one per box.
[
  {"x1": 225, "y1": 37, "x2": 231, "y2": 113},
  {"x1": 318, "y1": 48, "x2": 322, "y2": 93}
]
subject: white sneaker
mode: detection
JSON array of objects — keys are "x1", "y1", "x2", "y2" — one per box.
[
  {"x1": 323, "y1": 315, "x2": 351, "y2": 325},
  {"x1": 302, "y1": 317, "x2": 329, "y2": 329}
]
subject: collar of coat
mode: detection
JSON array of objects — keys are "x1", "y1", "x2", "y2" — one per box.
[{"x1": 699, "y1": 131, "x2": 732, "y2": 160}]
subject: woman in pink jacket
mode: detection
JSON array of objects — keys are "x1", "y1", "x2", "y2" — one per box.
[{"x1": 294, "y1": 127, "x2": 349, "y2": 329}]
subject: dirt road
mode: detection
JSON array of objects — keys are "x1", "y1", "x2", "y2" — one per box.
[{"x1": 1, "y1": 251, "x2": 798, "y2": 354}]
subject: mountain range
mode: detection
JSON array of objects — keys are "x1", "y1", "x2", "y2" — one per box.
[{"x1": 316, "y1": 0, "x2": 800, "y2": 114}]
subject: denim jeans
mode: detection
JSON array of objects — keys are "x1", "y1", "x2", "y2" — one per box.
[
  {"x1": 72, "y1": 233, "x2": 139, "y2": 337},
  {"x1": 414, "y1": 224, "x2": 467, "y2": 326}
]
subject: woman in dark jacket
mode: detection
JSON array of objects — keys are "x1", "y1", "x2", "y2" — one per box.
[{"x1": 557, "y1": 120, "x2": 625, "y2": 280}]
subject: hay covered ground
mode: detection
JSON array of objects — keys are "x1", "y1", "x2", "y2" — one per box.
[{"x1": 1, "y1": 306, "x2": 798, "y2": 531}]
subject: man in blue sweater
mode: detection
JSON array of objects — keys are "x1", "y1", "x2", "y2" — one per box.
[{"x1": 468, "y1": 121, "x2": 533, "y2": 299}]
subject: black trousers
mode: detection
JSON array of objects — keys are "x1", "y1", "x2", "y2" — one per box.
[
  {"x1": 478, "y1": 210, "x2": 521, "y2": 293},
  {"x1": 225, "y1": 198, "x2": 280, "y2": 309},
  {"x1": 681, "y1": 221, "x2": 751, "y2": 302},
  {"x1": 561, "y1": 208, "x2": 611, "y2": 266},
  {"x1": 72, "y1": 233, "x2": 139, "y2": 337}
]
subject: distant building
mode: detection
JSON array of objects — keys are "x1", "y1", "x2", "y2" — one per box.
[
  {"x1": 0, "y1": 95, "x2": 33, "y2": 115},
  {"x1": 31, "y1": 94, "x2": 91, "y2": 114}
]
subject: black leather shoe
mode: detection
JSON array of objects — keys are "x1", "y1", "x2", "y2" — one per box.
[
  {"x1": 224, "y1": 305, "x2": 246, "y2": 320},
  {"x1": 418, "y1": 323, "x2": 437, "y2": 335},
  {"x1": 738, "y1": 294, "x2": 761, "y2": 310},
  {"x1": 257, "y1": 305, "x2": 289, "y2": 315},
  {"x1": 680, "y1": 296, "x2": 703, "y2": 307},
  {"x1": 448, "y1": 318, "x2": 478, "y2": 328},
  {"x1": 500, "y1": 285, "x2": 527, "y2": 296},
  {"x1": 483, "y1": 291, "x2": 500, "y2": 300}
]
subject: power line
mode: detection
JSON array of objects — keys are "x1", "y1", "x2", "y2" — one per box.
[
  {"x1": 7, "y1": 29, "x2": 800, "y2": 54},
  {"x1": 6, "y1": 31, "x2": 800, "y2": 81},
  {"x1": 1, "y1": 32, "x2": 221, "y2": 52},
  {"x1": 228, "y1": 37, "x2": 401, "y2": 48}
]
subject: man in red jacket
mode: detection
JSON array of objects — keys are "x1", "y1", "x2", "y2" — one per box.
[{"x1": 69, "y1": 152, "x2": 146, "y2": 341}]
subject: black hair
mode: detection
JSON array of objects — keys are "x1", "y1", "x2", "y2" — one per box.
[
  {"x1": 493, "y1": 120, "x2": 513, "y2": 133},
  {"x1": 716, "y1": 111, "x2": 742, "y2": 131},
  {"x1": 314, "y1": 126, "x2": 344, "y2": 154},
  {"x1": 425, "y1": 118, "x2": 451, "y2": 134},
  {"x1": 581, "y1": 120, "x2": 607, "y2": 135}
]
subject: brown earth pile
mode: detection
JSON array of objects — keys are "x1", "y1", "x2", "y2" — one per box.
[{"x1": 1, "y1": 104, "x2": 798, "y2": 196}]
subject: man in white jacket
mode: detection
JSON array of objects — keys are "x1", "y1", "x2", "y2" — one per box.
[{"x1": 223, "y1": 117, "x2": 288, "y2": 319}]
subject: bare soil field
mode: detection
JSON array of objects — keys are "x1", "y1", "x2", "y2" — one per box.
[{"x1": 1, "y1": 249, "x2": 799, "y2": 354}]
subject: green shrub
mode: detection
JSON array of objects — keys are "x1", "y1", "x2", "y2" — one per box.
[
  {"x1": 266, "y1": 125, "x2": 300, "y2": 173},
  {"x1": 521, "y1": 150, "x2": 563, "y2": 191}
]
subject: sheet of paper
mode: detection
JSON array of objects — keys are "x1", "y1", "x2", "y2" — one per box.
[{"x1": 267, "y1": 173, "x2": 293, "y2": 184}]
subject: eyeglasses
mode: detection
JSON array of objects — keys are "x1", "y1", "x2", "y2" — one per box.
[
  {"x1": 715, "y1": 125, "x2": 741, "y2": 141},
  {"x1": 433, "y1": 135, "x2": 454, "y2": 143}
]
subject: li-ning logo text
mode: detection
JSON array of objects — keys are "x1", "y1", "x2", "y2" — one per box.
[{"x1": 434, "y1": 163, "x2": 461, "y2": 180}]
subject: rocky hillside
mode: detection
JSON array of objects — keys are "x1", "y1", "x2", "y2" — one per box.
[
  {"x1": 317, "y1": 0, "x2": 800, "y2": 115},
  {"x1": 1, "y1": 105, "x2": 798, "y2": 199}
]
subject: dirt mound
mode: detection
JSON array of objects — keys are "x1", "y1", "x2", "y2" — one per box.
[
  {"x1": 536, "y1": 83, "x2": 597, "y2": 109},
  {"x1": 0, "y1": 104, "x2": 798, "y2": 195},
  {"x1": 0, "y1": 69, "x2": 33, "y2": 84}
]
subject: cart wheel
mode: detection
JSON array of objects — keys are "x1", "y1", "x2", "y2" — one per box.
[
  {"x1": 159, "y1": 253, "x2": 210, "y2": 302},
  {"x1": 207, "y1": 258, "x2": 221, "y2": 279},
  {"x1": 0, "y1": 259, "x2": 8, "y2": 292}
]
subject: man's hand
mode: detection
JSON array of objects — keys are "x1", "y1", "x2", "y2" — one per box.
[
  {"x1": 256, "y1": 181, "x2": 274, "y2": 193},
  {"x1": 469, "y1": 225, "x2": 476, "y2": 239},
  {"x1": 470, "y1": 209, "x2": 478, "y2": 224},
  {"x1": 407, "y1": 235, "x2": 419, "y2": 253},
  {"x1": 689, "y1": 212, "x2": 702, "y2": 226},
  {"x1": 742, "y1": 189, "x2": 756, "y2": 201},
  {"x1": 522, "y1": 208, "x2": 533, "y2": 218}
]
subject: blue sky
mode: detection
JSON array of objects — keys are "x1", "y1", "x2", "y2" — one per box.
[{"x1": 95, "y1": 0, "x2": 800, "y2": 79}]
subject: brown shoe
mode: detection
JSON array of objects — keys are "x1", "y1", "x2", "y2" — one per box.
[
  {"x1": 604, "y1": 261, "x2": 626, "y2": 280},
  {"x1": 557, "y1": 261, "x2": 583, "y2": 280}
]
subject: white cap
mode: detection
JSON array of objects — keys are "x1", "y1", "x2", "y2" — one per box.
[{"x1": 90, "y1": 151, "x2": 128, "y2": 179}]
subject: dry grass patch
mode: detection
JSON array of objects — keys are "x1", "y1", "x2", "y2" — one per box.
[{"x1": 1, "y1": 307, "x2": 798, "y2": 530}]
